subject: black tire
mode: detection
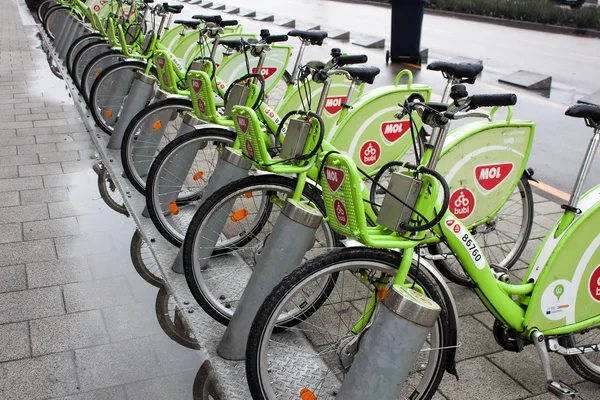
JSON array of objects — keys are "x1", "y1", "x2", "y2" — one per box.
[
  {"x1": 96, "y1": 168, "x2": 128, "y2": 216},
  {"x1": 430, "y1": 175, "x2": 534, "y2": 287},
  {"x1": 130, "y1": 230, "x2": 163, "y2": 287},
  {"x1": 43, "y1": 5, "x2": 71, "y2": 41},
  {"x1": 66, "y1": 34, "x2": 104, "y2": 78},
  {"x1": 182, "y1": 174, "x2": 341, "y2": 325},
  {"x1": 155, "y1": 286, "x2": 201, "y2": 349},
  {"x1": 71, "y1": 40, "x2": 112, "y2": 91},
  {"x1": 120, "y1": 98, "x2": 193, "y2": 194},
  {"x1": 559, "y1": 329, "x2": 600, "y2": 384},
  {"x1": 246, "y1": 247, "x2": 451, "y2": 400},
  {"x1": 88, "y1": 61, "x2": 150, "y2": 136},
  {"x1": 145, "y1": 127, "x2": 237, "y2": 246},
  {"x1": 37, "y1": 0, "x2": 58, "y2": 23},
  {"x1": 81, "y1": 50, "x2": 126, "y2": 102}
]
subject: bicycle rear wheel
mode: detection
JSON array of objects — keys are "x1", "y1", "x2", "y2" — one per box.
[
  {"x1": 559, "y1": 326, "x2": 600, "y2": 384},
  {"x1": 246, "y1": 247, "x2": 451, "y2": 400},
  {"x1": 182, "y1": 174, "x2": 340, "y2": 325},
  {"x1": 429, "y1": 175, "x2": 534, "y2": 286}
]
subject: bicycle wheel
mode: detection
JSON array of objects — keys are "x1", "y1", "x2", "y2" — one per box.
[
  {"x1": 89, "y1": 61, "x2": 150, "y2": 135},
  {"x1": 429, "y1": 175, "x2": 534, "y2": 287},
  {"x1": 37, "y1": 0, "x2": 58, "y2": 23},
  {"x1": 121, "y1": 98, "x2": 193, "y2": 194},
  {"x1": 72, "y1": 40, "x2": 112, "y2": 91},
  {"x1": 43, "y1": 6, "x2": 71, "y2": 41},
  {"x1": 130, "y1": 229, "x2": 163, "y2": 287},
  {"x1": 81, "y1": 50, "x2": 126, "y2": 101},
  {"x1": 246, "y1": 247, "x2": 451, "y2": 400},
  {"x1": 145, "y1": 128, "x2": 236, "y2": 246},
  {"x1": 155, "y1": 286, "x2": 201, "y2": 349},
  {"x1": 66, "y1": 34, "x2": 104, "y2": 78},
  {"x1": 559, "y1": 326, "x2": 600, "y2": 384},
  {"x1": 97, "y1": 168, "x2": 128, "y2": 216},
  {"x1": 182, "y1": 174, "x2": 341, "y2": 326}
]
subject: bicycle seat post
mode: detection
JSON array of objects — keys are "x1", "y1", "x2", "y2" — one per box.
[
  {"x1": 156, "y1": 9, "x2": 167, "y2": 38},
  {"x1": 567, "y1": 126, "x2": 600, "y2": 210},
  {"x1": 288, "y1": 39, "x2": 308, "y2": 85}
]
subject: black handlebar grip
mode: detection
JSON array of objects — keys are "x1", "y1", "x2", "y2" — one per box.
[
  {"x1": 265, "y1": 34, "x2": 288, "y2": 44},
  {"x1": 169, "y1": 4, "x2": 183, "y2": 9},
  {"x1": 192, "y1": 15, "x2": 222, "y2": 23},
  {"x1": 470, "y1": 93, "x2": 517, "y2": 108},
  {"x1": 337, "y1": 54, "x2": 368, "y2": 66},
  {"x1": 220, "y1": 20, "x2": 238, "y2": 27}
]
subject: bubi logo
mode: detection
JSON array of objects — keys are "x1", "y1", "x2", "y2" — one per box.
[
  {"x1": 475, "y1": 162, "x2": 513, "y2": 191},
  {"x1": 589, "y1": 266, "x2": 600, "y2": 303},
  {"x1": 93, "y1": 4, "x2": 100, "y2": 11},
  {"x1": 359, "y1": 140, "x2": 381, "y2": 166},
  {"x1": 450, "y1": 188, "x2": 476, "y2": 220},
  {"x1": 157, "y1": 57, "x2": 166, "y2": 69},
  {"x1": 380, "y1": 120, "x2": 410, "y2": 144},
  {"x1": 197, "y1": 99, "x2": 206, "y2": 114},
  {"x1": 191, "y1": 79, "x2": 203, "y2": 94},
  {"x1": 333, "y1": 199, "x2": 348, "y2": 227},
  {"x1": 236, "y1": 116, "x2": 250, "y2": 134},
  {"x1": 251, "y1": 67, "x2": 278, "y2": 80},
  {"x1": 161, "y1": 73, "x2": 169, "y2": 86},
  {"x1": 324, "y1": 167, "x2": 344, "y2": 194},
  {"x1": 245, "y1": 140, "x2": 255, "y2": 158},
  {"x1": 324, "y1": 96, "x2": 347, "y2": 115}
]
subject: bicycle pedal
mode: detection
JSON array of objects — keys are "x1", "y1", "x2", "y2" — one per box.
[{"x1": 547, "y1": 380, "x2": 578, "y2": 399}]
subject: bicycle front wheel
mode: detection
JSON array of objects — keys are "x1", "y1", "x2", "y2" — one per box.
[
  {"x1": 182, "y1": 174, "x2": 340, "y2": 326},
  {"x1": 72, "y1": 41, "x2": 112, "y2": 90},
  {"x1": 81, "y1": 50, "x2": 126, "y2": 101},
  {"x1": 121, "y1": 98, "x2": 194, "y2": 194},
  {"x1": 66, "y1": 34, "x2": 104, "y2": 78},
  {"x1": 246, "y1": 247, "x2": 451, "y2": 400},
  {"x1": 430, "y1": 175, "x2": 534, "y2": 286}
]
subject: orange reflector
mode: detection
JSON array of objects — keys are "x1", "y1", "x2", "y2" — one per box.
[
  {"x1": 152, "y1": 120, "x2": 163, "y2": 131},
  {"x1": 105, "y1": 109, "x2": 113, "y2": 118},
  {"x1": 95, "y1": 71, "x2": 101, "y2": 78},
  {"x1": 300, "y1": 388, "x2": 317, "y2": 400},
  {"x1": 378, "y1": 289, "x2": 388, "y2": 299},
  {"x1": 230, "y1": 209, "x2": 248, "y2": 222},
  {"x1": 169, "y1": 202, "x2": 179, "y2": 215},
  {"x1": 193, "y1": 171, "x2": 204, "y2": 181},
  {"x1": 245, "y1": 192, "x2": 252, "y2": 198}
]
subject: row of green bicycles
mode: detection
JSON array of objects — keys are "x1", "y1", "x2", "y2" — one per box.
[{"x1": 40, "y1": 0, "x2": 600, "y2": 398}]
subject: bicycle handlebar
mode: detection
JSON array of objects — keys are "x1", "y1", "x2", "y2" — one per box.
[
  {"x1": 192, "y1": 14, "x2": 222, "y2": 23},
  {"x1": 220, "y1": 20, "x2": 238, "y2": 27},
  {"x1": 469, "y1": 93, "x2": 517, "y2": 109},
  {"x1": 265, "y1": 34, "x2": 288, "y2": 44},
  {"x1": 337, "y1": 54, "x2": 367, "y2": 66}
]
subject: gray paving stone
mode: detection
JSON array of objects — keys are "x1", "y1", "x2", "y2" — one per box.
[
  {"x1": 487, "y1": 345, "x2": 586, "y2": 395},
  {"x1": 23, "y1": 216, "x2": 80, "y2": 241},
  {"x1": 30, "y1": 310, "x2": 109, "y2": 356},
  {"x1": 0, "y1": 238, "x2": 56, "y2": 266},
  {"x1": 0, "y1": 322, "x2": 30, "y2": 362},
  {"x1": 151, "y1": 334, "x2": 204, "y2": 375},
  {"x1": 455, "y1": 315, "x2": 503, "y2": 361},
  {"x1": 0, "y1": 176, "x2": 42, "y2": 192},
  {"x1": 52, "y1": 124, "x2": 87, "y2": 134},
  {"x1": 61, "y1": 159, "x2": 97, "y2": 174},
  {"x1": 55, "y1": 232, "x2": 115, "y2": 259},
  {"x1": 520, "y1": 238, "x2": 544, "y2": 264},
  {"x1": 77, "y1": 213, "x2": 133, "y2": 234},
  {"x1": 0, "y1": 352, "x2": 79, "y2": 399},
  {"x1": 30, "y1": 106, "x2": 64, "y2": 114},
  {"x1": 447, "y1": 282, "x2": 488, "y2": 316},
  {"x1": 39, "y1": 150, "x2": 80, "y2": 163},
  {"x1": 43, "y1": 171, "x2": 90, "y2": 188},
  {"x1": 1, "y1": 135, "x2": 35, "y2": 145},
  {"x1": 471, "y1": 311, "x2": 496, "y2": 330},
  {"x1": 35, "y1": 134, "x2": 74, "y2": 144},
  {"x1": 16, "y1": 113, "x2": 48, "y2": 122},
  {"x1": 53, "y1": 386, "x2": 128, "y2": 400},
  {"x1": 102, "y1": 302, "x2": 162, "y2": 342},
  {"x1": 49, "y1": 199, "x2": 106, "y2": 218},
  {"x1": 20, "y1": 187, "x2": 69, "y2": 205},
  {"x1": 63, "y1": 276, "x2": 135, "y2": 313},
  {"x1": 0, "y1": 264, "x2": 27, "y2": 292},
  {"x1": 2, "y1": 121, "x2": 33, "y2": 130},
  {"x1": 0, "y1": 191, "x2": 20, "y2": 206},
  {"x1": 0, "y1": 223, "x2": 22, "y2": 244},
  {"x1": 17, "y1": 143, "x2": 57, "y2": 154},
  {"x1": 18, "y1": 162, "x2": 62, "y2": 177},
  {"x1": 0, "y1": 203, "x2": 48, "y2": 224},
  {"x1": 125, "y1": 369, "x2": 197, "y2": 400},
  {"x1": 74, "y1": 337, "x2": 162, "y2": 391},
  {"x1": 572, "y1": 381, "x2": 600, "y2": 400},
  {"x1": 0, "y1": 153, "x2": 38, "y2": 167},
  {"x1": 27, "y1": 257, "x2": 92, "y2": 288},
  {"x1": 534, "y1": 200, "x2": 563, "y2": 216},
  {"x1": 16, "y1": 126, "x2": 52, "y2": 136},
  {"x1": 86, "y1": 248, "x2": 132, "y2": 280},
  {"x1": 57, "y1": 140, "x2": 95, "y2": 152},
  {"x1": 0, "y1": 165, "x2": 18, "y2": 178},
  {"x1": 0, "y1": 286, "x2": 64, "y2": 324},
  {"x1": 438, "y1": 357, "x2": 530, "y2": 399},
  {"x1": 33, "y1": 119, "x2": 70, "y2": 128},
  {"x1": 0, "y1": 145, "x2": 17, "y2": 156}
]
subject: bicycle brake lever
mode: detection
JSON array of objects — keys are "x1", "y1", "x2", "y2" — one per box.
[{"x1": 445, "y1": 111, "x2": 492, "y2": 121}]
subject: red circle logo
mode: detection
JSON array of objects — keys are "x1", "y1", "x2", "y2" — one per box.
[
  {"x1": 197, "y1": 99, "x2": 206, "y2": 114},
  {"x1": 359, "y1": 140, "x2": 381, "y2": 167},
  {"x1": 161, "y1": 73, "x2": 169, "y2": 86},
  {"x1": 94, "y1": 4, "x2": 100, "y2": 11},
  {"x1": 450, "y1": 188, "x2": 476, "y2": 220},
  {"x1": 333, "y1": 199, "x2": 348, "y2": 227},
  {"x1": 589, "y1": 266, "x2": 600, "y2": 302},
  {"x1": 245, "y1": 140, "x2": 255, "y2": 158}
]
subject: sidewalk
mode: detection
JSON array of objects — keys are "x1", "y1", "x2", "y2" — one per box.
[{"x1": 1, "y1": 0, "x2": 599, "y2": 399}]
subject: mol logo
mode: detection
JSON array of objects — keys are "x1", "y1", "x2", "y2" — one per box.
[
  {"x1": 191, "y1": 78, "x2": 203, "y2": 94},
  {"x1": 157, "y1": 57, "x2": 166, "y2": 69},
  {"x1": 380, "y1": 120, "x2": 410, "y2": 144},
  {"x1": 324, "y1": 96, "x2": 347, "y2": 116},
  {"x1": 251, "y1": 67, "x2": 278, "y2": 80},
  {"x1": 324, "y1": 167, "x2": 344, "y2": 194},
  {"x1": 236, "y1": 115, "x2": 250, "y2": 134},
  {"x1": 475, "y1": 162, "x2": 514, "y2": 191},
  {"x1": 359, "y1": 140, "x2": 381, "y2": 167}
]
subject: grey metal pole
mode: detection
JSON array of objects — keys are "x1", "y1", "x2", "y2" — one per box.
[
  {"x1": 171, "y1": 148, "x2": 251, "y2": 273},
  {"x1": 56, "y1": 13, "x2": 78, "y2": 57},
  {"x1": 60, "y1": 21, "x2": 84, "y2": 60},
  {"x1": 336, "y1": 285, "x2": 441, "y2": 400},
  {"x1": 50, "y1": 10, "x2": 70, "y2": 52},
  {"x1": 106, "y1": 72, "x2": 156, "y2": 149},
  {"x1": 217, "y1": 200, "x2": 323, "y2": 360}
]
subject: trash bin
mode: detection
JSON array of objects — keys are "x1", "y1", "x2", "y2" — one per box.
[{"x1": 387, "y1": 0, "x2": 428, "y2": 65}]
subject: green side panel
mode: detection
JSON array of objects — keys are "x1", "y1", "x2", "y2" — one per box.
[
  {"x1": 275, "y1": 74, "x2": 360, "y2": 138},
  {"x1": 153, "y1": 50, "x2": 185, "y2": 92},
  {"x1": 187, "y1": 71, "x2": 219, "y2": 123},
  {"x1": 327, "y1": 84, "x2": 431, "y2": 175},
  {"x1": 436, "y1": 119, "x2": 535, "y2": 228},
  {"x1": 159, "y1": 25, "x2": 187, "y2": 51},
  {"x1": 231, "y1": 106, "x2": 269, "y2": 164}
]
